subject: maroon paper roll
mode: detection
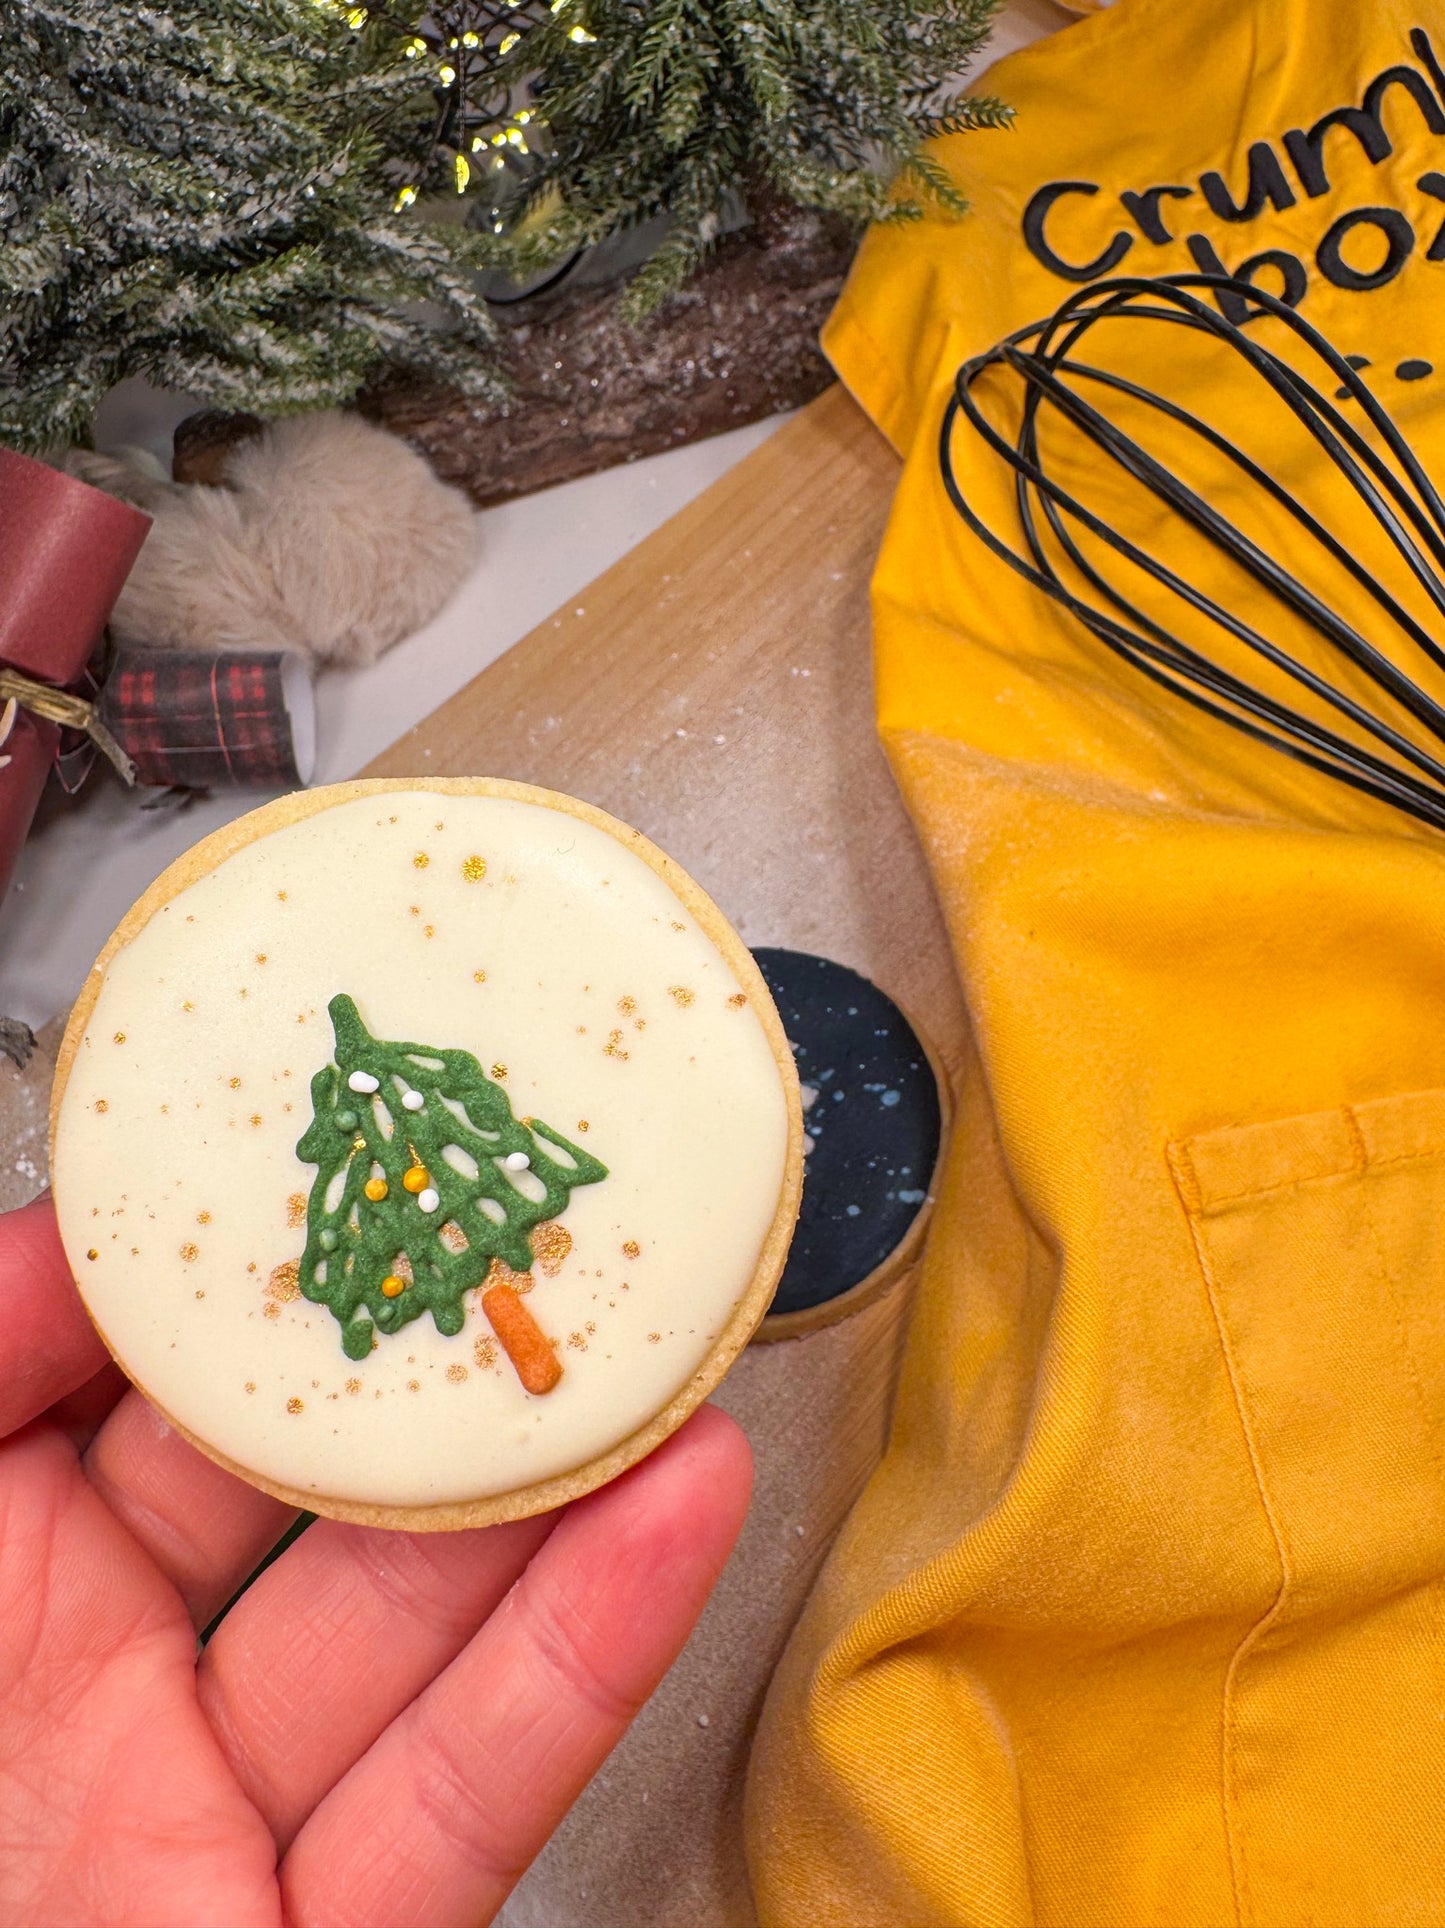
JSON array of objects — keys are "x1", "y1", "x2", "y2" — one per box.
[{"x1": 0, "y1": 450, "x2": 151, "y2": 906}]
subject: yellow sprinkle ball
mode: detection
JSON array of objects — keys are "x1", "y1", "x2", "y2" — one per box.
[
  {"x1": 402, "y1": 1166, "x2": 429, "y2": 1194},
  {"x1": 380, "y1": 1274, "x2": 407, "y2": 1298},
  {"x1": 364, "y1": 1176, "x2": 389, "y2": 1202}
]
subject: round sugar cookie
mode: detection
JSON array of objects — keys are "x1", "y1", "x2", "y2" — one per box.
[{"x1": 50, "y1": 778, "x2": 802, "y2": 1529}]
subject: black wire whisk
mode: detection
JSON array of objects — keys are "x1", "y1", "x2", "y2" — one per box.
[{"x1": 939, "y1": 274, "x2": 1445, "y2": 832}]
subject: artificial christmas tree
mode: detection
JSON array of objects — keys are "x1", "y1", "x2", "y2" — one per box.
[{"x1": 2, "y1": 0, "x2": 1008, "y2": 460}]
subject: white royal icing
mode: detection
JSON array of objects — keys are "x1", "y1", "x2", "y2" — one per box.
[{"x1": 52, "y1": 789, "x2": 790, "y2": 1507}]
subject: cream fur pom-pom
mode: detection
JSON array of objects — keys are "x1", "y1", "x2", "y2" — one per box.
[{"x1": 62, "y1": 413, "x2": 478, "y2": 669}]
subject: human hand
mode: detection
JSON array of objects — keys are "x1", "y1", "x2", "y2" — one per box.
[{"x1": 0, "y1": 1194, "x2": 753, "y2": 1927}]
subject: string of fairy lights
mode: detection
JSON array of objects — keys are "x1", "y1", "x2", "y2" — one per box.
[{"x1": 326, "y1": 1, "x2": 593, "y2": 225}]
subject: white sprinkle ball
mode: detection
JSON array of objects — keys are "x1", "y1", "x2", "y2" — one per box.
[
  {"x1": 504, "y1": 1150, "x2": 530, "y2": 1171},
  {"x1": 401, "y1": 1089, "x2": 425, "y2": 1112},
  {"x1": 348, "y1": 1071, "x2": 379, "y2": 1093},
  {"x1": 417, "y1": 1187, "x2": 440, "y2": 1213}
]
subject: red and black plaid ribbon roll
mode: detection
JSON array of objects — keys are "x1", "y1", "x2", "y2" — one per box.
[{"x1": 99, "y1": 646, "x2": 316, "y2": 789}]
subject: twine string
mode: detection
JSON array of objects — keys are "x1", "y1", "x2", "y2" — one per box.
[{"x1": 0, "y1": 666, "x2": 136, "y2": 786}]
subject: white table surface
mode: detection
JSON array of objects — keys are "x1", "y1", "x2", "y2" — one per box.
[{"x1": 0, "y1": 0, "x2": 1074, "y2": 1032}]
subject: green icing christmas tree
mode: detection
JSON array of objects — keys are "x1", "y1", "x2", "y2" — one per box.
[{"x1": 296, "y1": 993, "x2": 607, "y2": 1361}]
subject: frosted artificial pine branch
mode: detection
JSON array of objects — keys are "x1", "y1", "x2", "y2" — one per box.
[
  {"x1": 0, "y1": 0, "x2": 506, "y2": 449},
  {"x1": 398, "y1": 0, "x2": 1012, "y2": 317}
]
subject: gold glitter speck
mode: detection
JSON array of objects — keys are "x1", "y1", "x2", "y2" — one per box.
[
  {"x1": 485, "y1": 1255, "x2": 534, "y2": 1295},
  {"x1": 474, "y1": 1335, "x2": 498, "y2": 1370},
  {"x1": 180, "y1": 1242, "x2": 199, "y2": 1262},
  {"x1": 264, "y1": 1303, "x2": 281, "y2": 1320},
  {"x1": 286, "y1": 1193, "x2": 306, "y2": 1229},
  {"x1": 578, "y1": 1119, "x2": 589, "y2": 1132},
  {"x1": 473, "y1": 970, "x2": 487, "y2": 983},
  {"x1": 668, "y1": 986, "x2": 695, "y2": 1007},
  {"x1": 255, "y1": 953, "x2": 268, "y2": 965},
  {"x1": 113, "y1": 1031, "x2": 126, "y2": 1044},
  {"x1": 424, "y1": 925, "x2": 435, "y2": 939},
  {"x1": 532, "y1": 1222, "x2": 572, "y2": 1276},
  {"x1": 413, "y1": 852, "x2": 430, "y2": 869},
  {"x1": 267, "y1": 1260, "x2": 301, "y2": 1304},
  {"x1": 277, "y1": 890, "x2": 288, "y2": 901},
  {"x1": 439, "y1": 1221, "x2": 469, "y2": 1254},
  {"x1": 407, "y1": 1379, "x2": 421, "y2": 1392},
  {"x1": 567, "y1": 1332, "x2": 587, "y2": 1351},
  {"x1": 197, "y1": 1211, "x2": 211, "y2": 1226},
  {"x1": 446, "y1": 1362, "x2": 468, "y2": 1383},
  {"x1": 604, "y1": 1030, "x2": 629, "y2": 1061},
  {"x1": 623, "y1": 1240, "x2": 641, "y2": 1259},
  {"x1": 728, "y1": 992, "x2": 748, "y2": 1008},
  {"x1": 346, "y1": 1378, "x2": 362, "y2": 1395},
  {"x1": 229, "y1": 1077, "x2": 242, "y2": 1090},
  {"x1": 409, "y1": 905, "x2": 421, "y2": 917},
  {"x1": 250, "y1": 1114, "x2": 262, "y2": 1128},
  {"x1": 245, "y1": 1382, "x2": 256, "y2": 1393},
  {"x1": 287, "y1": 1397, "x2": 304, "y2": 1415},
  {"x1": 671, "y1": 921, "x2": 685, "y2": 932},
  {"x1": 648, "y1": 1332, "x2": 662, "y2": 1344},
  {"x1": 618, "y1": 995, "x2": 637, "y2": 1016},
  {"x1": 462, "y1": 855, "x2": 487, "y2": 882},
  {"x1": 94, "y1": 1099, "x2": 109, "y2": 1114},
  {"x1": 86, "y1": 1248, "x2": 98, "y2": 1261},
  {"x1": 492, "y1": 1063, "x2": 507, "y2": 1081}
]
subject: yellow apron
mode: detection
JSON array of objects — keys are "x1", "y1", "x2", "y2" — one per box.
[{"x1": 746, "y1": 4, "x2": 1445, "y2": 1924}]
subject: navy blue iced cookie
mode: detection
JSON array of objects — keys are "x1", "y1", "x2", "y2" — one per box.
[{"x1": 751, "y1": 949, "x2": 943, "y2": 1318}]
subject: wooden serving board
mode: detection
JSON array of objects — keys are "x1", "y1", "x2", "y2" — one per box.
[{"x1": 367, "y1": 385, "x2": 967, "y2": 1927}]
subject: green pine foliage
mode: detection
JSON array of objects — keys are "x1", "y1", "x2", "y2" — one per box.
[
  {"x1": 425, "y1": 0, "x2": 1011, "y2": 318},
  {"x1": 0, "y1": 0, "x2": 505, "y2": 450}
]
